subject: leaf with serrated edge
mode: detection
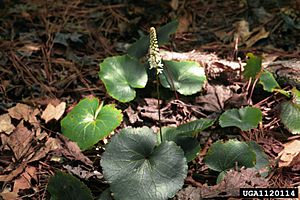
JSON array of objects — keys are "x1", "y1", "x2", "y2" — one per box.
[
  {"x1": 159, "y1": 60, "x2": 206, "y2": 95},
  {"x1": 259, "y1": 70, "x2": 280, "y2": 92},
  {"x1": 61, "y1": 97, "x2": 122, "y2": 150},
  {"x1": 280, "y1": 101, "x2": 300, "y2": 134},
  {"x1": 204, "y1": 139, "x2": 256, "y2": 172},
  {"x1": 99, "y1": 55, "x2": 147, "y2": 102},
  {"x1": 157, "y1": 118, "x2": 215, "y2": 162},
  {"x1": 219, "y1": 106, "x2": 262, "y2": 131},
  {"x1": 101, "y1": 127, "x2": 187, "y2": 200}
]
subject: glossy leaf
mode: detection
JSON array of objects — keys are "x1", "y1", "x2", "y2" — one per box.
[
  {"x1": 101, "y1": 127, "x2": 187, "y2": 200},
  {"x1": 204, "y1": 139, "x2": 256, "y2": 172},
  {"x1": 127, "y1": 20, "x2": 178, "y2": 58},
  {"x1": 243, "y1": 53, "x2": 262, "y2": 79},
  {"x1": 61, "y1": 97, "x2": 122, "y2": 150},
  {"x1": 159, "y1": 60, "x2": 206, "y2": 95},
  {"x1": 99, "y1": 55, "x2": 147, "y2": 102},
  {"x1": 280, "y1": 101, "x2": 300, "y2": 134},
  {"x1": 47, "y1": 171, "x2": 93, "y2": 200},
  {"x1": 259, "y1": 70, "x2": 280, "y2": 92},
  {"x1": 219, "y1": 106, "x2": 262, "y2": 131}
]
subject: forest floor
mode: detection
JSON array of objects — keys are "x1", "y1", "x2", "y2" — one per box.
[{"x1": 0, "y1": 0, "x2": 300, "y2": 199}]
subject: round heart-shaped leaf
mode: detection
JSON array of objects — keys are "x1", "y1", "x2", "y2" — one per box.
[
  {"x1": 101, "y1": 127, "x2": 187, "y2": 200},
  {"x1": 158, "y1": 118, "x2": 215, "y2": 162},
  {"x1": 159, "y1": 60, "x2": 206, "y2": 95},
  {"x1": 61, "y1": 97, "x2": 122, "y2": 150},
  {"x1": 47, "y1": 171, "x2": 93, "y2": 200},
  {"x1": 259, "y1": 70, "x2": 280, "y2": 92},
  {"x1": 159, "y1": 127, "x2": 200, "y2": 162},
  {"x1": 219, "y1": 106, "x2": 262, "y2": 131},
  {"x1": 99, "y1": 55, "x2": 147, "y2": 102},
  {"x1": 280, "y1": 101, "x2": 300, "y2": 134},
  {"x1": 291, "y1": 87, "x2": 300, "y2": 104},
  {"x1": 247, "y1": 141, "x2": 270, "y2": 177},
  {"x1": 243, "y1": 53, "x2": 262, "y2": 79},
  {"x1": 204, "y1": 139, "x2": 256, "y2": 172}
]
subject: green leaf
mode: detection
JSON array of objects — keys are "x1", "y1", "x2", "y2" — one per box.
[
  {"x1": 101, "y1": 127, "x2": 187, "y2": 200},
  {"x1": 173, "y1": 118, "x2": 215, "y2": 136},
  {"x1": 291, "y1": 87, "x2": 300, "y2": 105},
  {"x1": 280, "y1": 101, "x2": 300, "y2": 134},
  {"x1": 219, "y1": 106, "x2": 262, "y2": 131},
  {"x1": 157, "y1": 119, "x2": 215, "y2": 162},
  {"x1": 99, "y1": 55, "x2": 147, "y2": 102},
  {"x1": 47, "y1": 171, "x2": 93, "y2": 200},
  {"x1": 204, "y1": 139, "x2": 256, "y2": 172},
  {"x1": 159, "y1": 127, "x2": 200, "y2": 162},
  {"x1": 61, "y1": 97, "x2": 122, "y2": 150},
  {"x1": 243, "y1": 53, "x2": 262, "y2": 79},
  {"x1": 247, "y1": 141, "x2": 270, "y2": 177},
  {"x1": 127, "y1": 20, "x2": 179, "y2": 58},
  {"x1": 259, "y1": 70, "x2": 280, "y2": 92},
  {"x1": 216, "y1": 171, "x2": 227, "y2": 184},
  {"x1": 97, "y1": 188, "x2": 113, "y2": 200},
  {"x1": 159, "y1": 60, "x2": 206, "y2": 95}
]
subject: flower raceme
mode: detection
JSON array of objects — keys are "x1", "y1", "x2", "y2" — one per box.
[{"x1": 148, "y1": 27, "x2": 164, "y2": 74}]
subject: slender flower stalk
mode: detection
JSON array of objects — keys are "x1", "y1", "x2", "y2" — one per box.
[{"x1": 149, "y1": 27, "x2": 163, "y2": 141}]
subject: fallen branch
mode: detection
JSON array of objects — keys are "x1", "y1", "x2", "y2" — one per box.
[{"x1": 160, "y1": 49, "x2": 300, "y2": 88}]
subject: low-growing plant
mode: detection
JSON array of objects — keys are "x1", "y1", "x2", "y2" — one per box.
[
  {"x1": 244, "y1": 53, "x2": 300, "y2": 134},
  {"x1": 48, "y1": 21, "x2": 300, "y2": 200},
  {"x1": 99, "y1": 20, "x2": 207, "y2": 103}
]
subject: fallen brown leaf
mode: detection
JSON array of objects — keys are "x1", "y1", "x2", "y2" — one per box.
[
  {"x1": 29, "y1": 137, "x2": 60, "y2": 162},
  {"x1": 26, "y1": 97, "x2": 61, "y2": 106},
  {"x1": 0, "y1": 191, "x2": 18, "y2": 200},
  {"x1": 277, "y1": 140, "x2": 300, "y2": 168},
  {"x1": 63, "y1": 165, "x2": 103, "y2": 180},
  {"x1": 195, "y1": 83, "x2": 238, "y2": 113},
  {"x1": 12, "y1": 166, "x2": 37, "y2": 193},
  {"x1": 0, "y1": 163, "x2": 27, "y2": 182},
  {"x1": 41, "y1": 102, "x2": 66, "y2": 123},
  {"x1": 234, "y1": 20, "x2": 251, "y2": 43},
  {"x1": 183, "y1": 168, "x2": 269, "y2": 199},
  {"x1": 245, "y1": 27, "x2": 269, "y2": 48},
  {"x1": 56, "y1": 134, "x2": 93, "y2": 167},
  {"x1": 177, "y1": 13, "x2": 192, "y2": 33},
  {"x1": 6, "y1": 122, "x2": 35, "y2": 161},
  {"x1": 124, "y1": 106, "x2": 142, "y2": 124},
  {"x1": 0, "y1": 113, "x2": 15, "y2": 134},
  {"x1": 8, "y1": 103, "x2": 39, "y2": 127},
  {"x1": 174, "y1": 185, "x2": 201, "y2": 200}
]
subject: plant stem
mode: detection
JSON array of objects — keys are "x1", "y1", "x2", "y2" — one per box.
[{"x1": 156, "y1": 73, "x2": 162, "y2": 142}]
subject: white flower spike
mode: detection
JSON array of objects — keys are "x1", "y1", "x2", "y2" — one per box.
[{"x1": 149, "y1": 27, "x2": 164, "y2": 74}]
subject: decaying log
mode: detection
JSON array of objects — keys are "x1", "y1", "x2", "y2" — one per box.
[{"x1": 160, "y1": 49, "x2": 300, "y2": 89}]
